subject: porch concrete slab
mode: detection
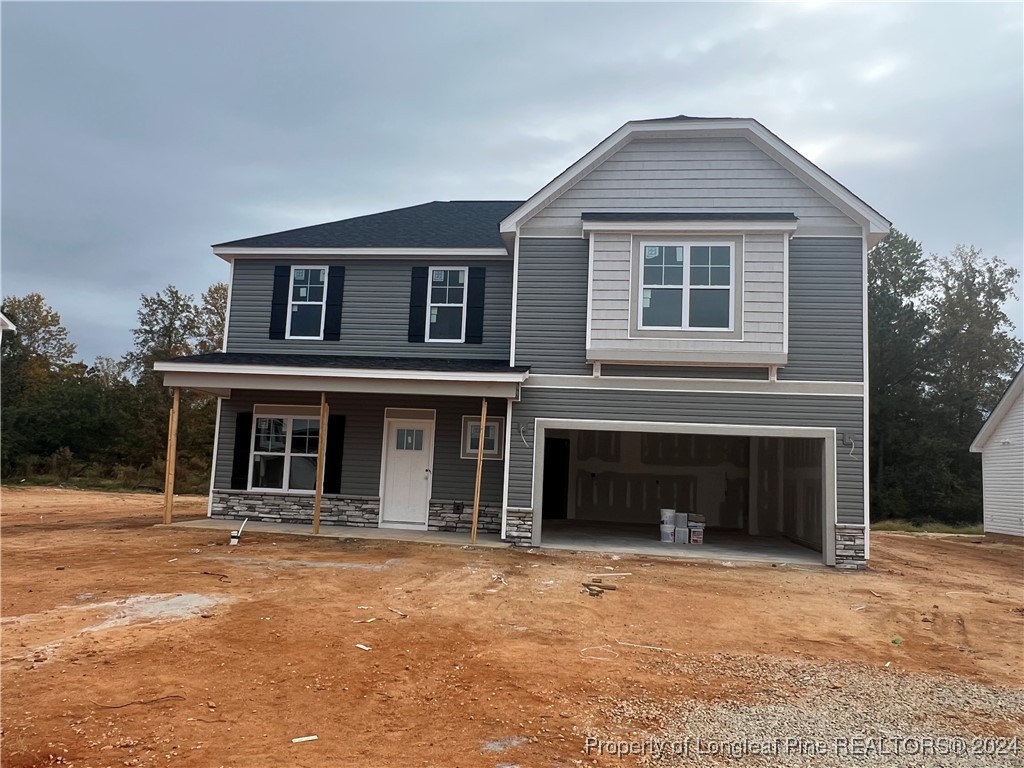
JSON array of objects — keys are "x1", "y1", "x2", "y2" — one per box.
[
  {"x1": 162, "y1": 517, "x2": 506, "y2": 548},
  {"x1": 540, "y1": 521, "x2": 823, "y2": 566}
]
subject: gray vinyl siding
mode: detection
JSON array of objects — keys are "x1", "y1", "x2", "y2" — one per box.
[
  {"x1": 514, "y1": 238, "x2": 590, "y2": 374},
  {"x1": 781, "y1": 237, "x2": 864, "y2": 382},
  {"x1": 521, "y1": 137, "x2": 860, "y2": 238},
  {"x1": 226, "y1": 258, "x2": 512, "y2": 359},
  {"x1": 601, "y1": 365, "x2": 769, "y2": 380},
  {"x1": 981, "y1": 391, "x2": 1024, "y2": 537},
  {"x1": 215, "y1": 391, "x2": 505, "y2": 504},
  {"x1": 508, "y1": 387, "x2": 864, "y2": 525}
]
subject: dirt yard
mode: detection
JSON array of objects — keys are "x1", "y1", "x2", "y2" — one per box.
[{"x1": 2, "y1": 487, "x2": 1022, "y2": 767}]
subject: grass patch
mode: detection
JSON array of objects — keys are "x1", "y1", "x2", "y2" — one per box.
[{"x1": 872, "y1": 519, "x2": 984, "y2": 535}]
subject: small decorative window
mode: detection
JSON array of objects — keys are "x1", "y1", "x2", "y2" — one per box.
[
  {"x1": 460, "y1": 416, "x2": 504, "y2": 460},
  {"x1": 640, "y1": 243, "x2": 733, "y2": 330},
  {"x1": 250, "y1": 416, "x2": 320, "y2": 491},
  {"x1": 287, "y1": 267, "x2": 327, "y2": 339},
  {"x1": 426, "y1": 267, "x2": 467, "y2": 342},
  {"x1": 395, "y1": 428, "x2": 425, "y2": 451}
]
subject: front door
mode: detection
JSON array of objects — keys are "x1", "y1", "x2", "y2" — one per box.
[{"x1": 380, "y1": 419, "x2": 434, "y2": 528}]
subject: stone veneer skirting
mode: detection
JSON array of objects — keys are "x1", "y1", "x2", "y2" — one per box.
[
  {"x1": 211, "y1": 490, "x2": 379, "y2": 527},
  {"x1": 211, "y1": 490, "x2": 502, "y2": 534},
  {"x1": 504, "y1": 508, "x2": 534, "y2": 544},
  {"x1": 427, "y1": 501, "x2": 500, "y2": 534},
  {"x1": 835, "y1": 525, "x2": 866, "y2": 570}
]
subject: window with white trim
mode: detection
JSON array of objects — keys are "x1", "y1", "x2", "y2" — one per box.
[
  {"x1": 250, "y1": 416, "x2": 320, "y2": 491},
  {"x1": 460, "y1": 416, "x2": 504, "y2": 460},
  {"x1": 287, "y1": 267, "x2": 327, "y2": 339},
  {"x1": 426, "y1": 267, "x2": 467, "y2": 342},
  {"x1": 640, "y1": 243, "x2": 734, "y2": 330}
]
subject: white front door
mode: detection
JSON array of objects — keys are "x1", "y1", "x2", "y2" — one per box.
[{"x1": 380, "y1": 419, "x2": 434, "y2": 528}]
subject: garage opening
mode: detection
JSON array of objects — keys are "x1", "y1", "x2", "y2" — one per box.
[{"x1": 538, "y1": 427, "x2": 831, "y2": 564}]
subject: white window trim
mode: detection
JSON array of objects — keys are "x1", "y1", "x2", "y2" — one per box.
[
  {"x1": 425, "y1": 265, "x2": 468, "y2": 343},
  {"x1": 460, "y1": 415, "x2": 505, "y2": 460},
  {"x1": 637, "y1": 240, "x2": 735, "y2": 332},
  {"x1": 247, "y1": 413, "x2": 322, "y2": 494},
  {"x1": 285, "y1": 265, "x2": 328, "y2": 340}
]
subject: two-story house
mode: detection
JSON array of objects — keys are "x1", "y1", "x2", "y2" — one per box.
[{"x1": 157, "y1": 115, "x2": 890, "y2": 568}]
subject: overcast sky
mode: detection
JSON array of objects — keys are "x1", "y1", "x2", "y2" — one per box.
[{"x1": 3, "y1": 1, "x2": 1022, "y2": 362}]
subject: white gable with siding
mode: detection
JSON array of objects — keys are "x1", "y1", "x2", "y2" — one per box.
[{"x1": 971, "y1": 368, "x2": 1024, "y2": 537}]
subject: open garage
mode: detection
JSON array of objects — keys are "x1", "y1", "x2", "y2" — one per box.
[{"x1": 533, "y1": 421, "x2": 837, "y2": 565}]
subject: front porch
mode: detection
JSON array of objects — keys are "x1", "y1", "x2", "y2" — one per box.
[{"x1": 154, "y1": 353, "x2": 530, "y2": 543}]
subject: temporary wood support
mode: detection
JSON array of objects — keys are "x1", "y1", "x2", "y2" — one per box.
[
  {"x1": 313, "y1": 392, "x2": 329, "y2": 535},
  {"x1": 163, "y1": 387, "x2": 181, "y2": 525},
  {"x1": 470, "y1": 397, "x2": 488, "y2": 544}
]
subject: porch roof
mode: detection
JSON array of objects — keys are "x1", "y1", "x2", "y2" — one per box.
[{"x1": 154, "y1": 353, "x2": 529, "y2": 399}]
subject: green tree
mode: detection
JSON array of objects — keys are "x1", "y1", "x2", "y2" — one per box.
[
  {"x1": 867, "y1": 230, "x2": 939, "y2": 519},
  {"x1": 923, "y1": 245, "x2": 1023, "y2": 520}
]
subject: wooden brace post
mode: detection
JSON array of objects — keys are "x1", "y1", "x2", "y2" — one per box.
[
  {"x1": 163, "y1": 387, "x2": 180, "y2": 525},
  {"x1": 470, "y1": 397, "x2": 488, "y2": 544},
  {"x1": 313, "y1": 392, "x2": 329, "y2": 535}
]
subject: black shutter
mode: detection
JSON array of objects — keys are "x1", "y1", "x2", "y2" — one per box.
[
  {"x1": 269, "y1": 265, "x2": 290, "y2": 340},
  {"x1": 408, "y1": 266, "x2": 429, "y2": 343},
  {"x1": 230, "y1": 412, "x2": 253, "y2": 490},
  {"x1": 323, "y1": 266, "x2": 345, "y2": 341},
  {"x1": 465, "y1": 267, "x2": 486, "y2": 344},
  {"x1": 322, "y1": 415, "x2": 346, "y2": 494}
]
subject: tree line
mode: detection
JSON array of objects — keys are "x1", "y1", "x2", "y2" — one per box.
[
  {"x1": 1, "y1": 285, "x2": 226, "y2": 493},
  {"x1": 2, "y1": 233, "x2": 1022, "y2": 522}
]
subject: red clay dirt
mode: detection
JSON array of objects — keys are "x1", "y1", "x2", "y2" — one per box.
[{"x1": 1, "y1": 487, "x2": 1022, "y2": 767}]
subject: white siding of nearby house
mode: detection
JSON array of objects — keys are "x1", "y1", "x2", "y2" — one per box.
[{"x1": 981, "y1": 388, "x2": 1024, "y2": 537}]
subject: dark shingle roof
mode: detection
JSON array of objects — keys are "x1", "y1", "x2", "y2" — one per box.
[
  {"x1": 168, "y1": 352, "x2": 528, "y2": 374},
  {"x1": 215, "y1": 200, "x2": 524, "y2": 249}
]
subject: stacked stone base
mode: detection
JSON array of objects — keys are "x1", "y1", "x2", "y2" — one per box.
[
  {"x1": 211, "y1": 490, "x2": 379, "y2": 527},
  {"x1": 427, "y1": 501, "x2": 500, "y2": 533},
  {"x1": 835, "y1": 525, "x2": 867, "y2": 570},
  {"x1": 504, "y1": 508, "x2": 534, "y2": 544}
]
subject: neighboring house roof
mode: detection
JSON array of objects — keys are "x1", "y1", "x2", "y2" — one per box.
[
  {"x1": 214, "y1": 200, "x2": 523, "y2": 250},
  {"x1": 0, "y1": 312, "x2": 16, "y2": 333},
  {"x1": 500, "y1": 115, "x2": 892, "y2": 245},
  {"x1": 971, "y1": 366, "x2": 1024, "y2": 452},
  {"x1": 167, "y1": 352, "x2": 529, "y2": 374}
]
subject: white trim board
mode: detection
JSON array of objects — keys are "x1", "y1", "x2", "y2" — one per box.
[
  {"x1": 160, "y1": 370, "x2": 524, "y2": 399},
  {"x1": 525, "y1": 417, "x2": 838, "y2": 566},
  {"x1": 525, "y1": 375, "x2": 864, "y2": 397},
  {"x1": 156, "y1": 360, "x2": 527, "y2": 383},
  {"x1": 213, "y1": 247, "x2": 509, "y2": 261},
  {"x1": 583, "y1": 220, "x2": 797, "y2": 235}
]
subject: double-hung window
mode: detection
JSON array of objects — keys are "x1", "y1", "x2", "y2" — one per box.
[
  {"x1": 250, "y1": 416, "x2": 320, "y2": 492},
  {"x1": 426, "y1": 267, "x2": 467, "y2": 342},
  {"x1": 640, "y1": 243, "x2": 733, "y2": 330},
  {"x1": 287, "y1": 267, "x2": 327, "y2": 339},
  {"x1": 460, "y1": 416, "x2": 504, "y2": 460}
]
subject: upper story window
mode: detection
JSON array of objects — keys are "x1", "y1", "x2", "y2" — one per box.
[
  {"x1": 426, "y1": 267, "x2": 467, "y2": 342},
  {"x1": 640, "y1": 243, "x2": 734, "y2": 331},
  {"x1": 287, "y1": 267, "x2": 327, "y2": 339}
]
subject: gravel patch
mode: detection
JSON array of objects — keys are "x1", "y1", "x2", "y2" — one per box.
[{"x1": 583, "y1": 654, "x2": 1024, "y2": 767}]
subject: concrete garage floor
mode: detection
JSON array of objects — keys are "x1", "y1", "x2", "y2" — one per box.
[{"x1": 540, "y1": 520, "x2": 823, "y2": 566}]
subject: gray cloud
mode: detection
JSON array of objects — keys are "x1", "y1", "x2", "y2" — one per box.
[{"x1": 3, "y1": 2, "x2": 1021, "y2": 361}]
